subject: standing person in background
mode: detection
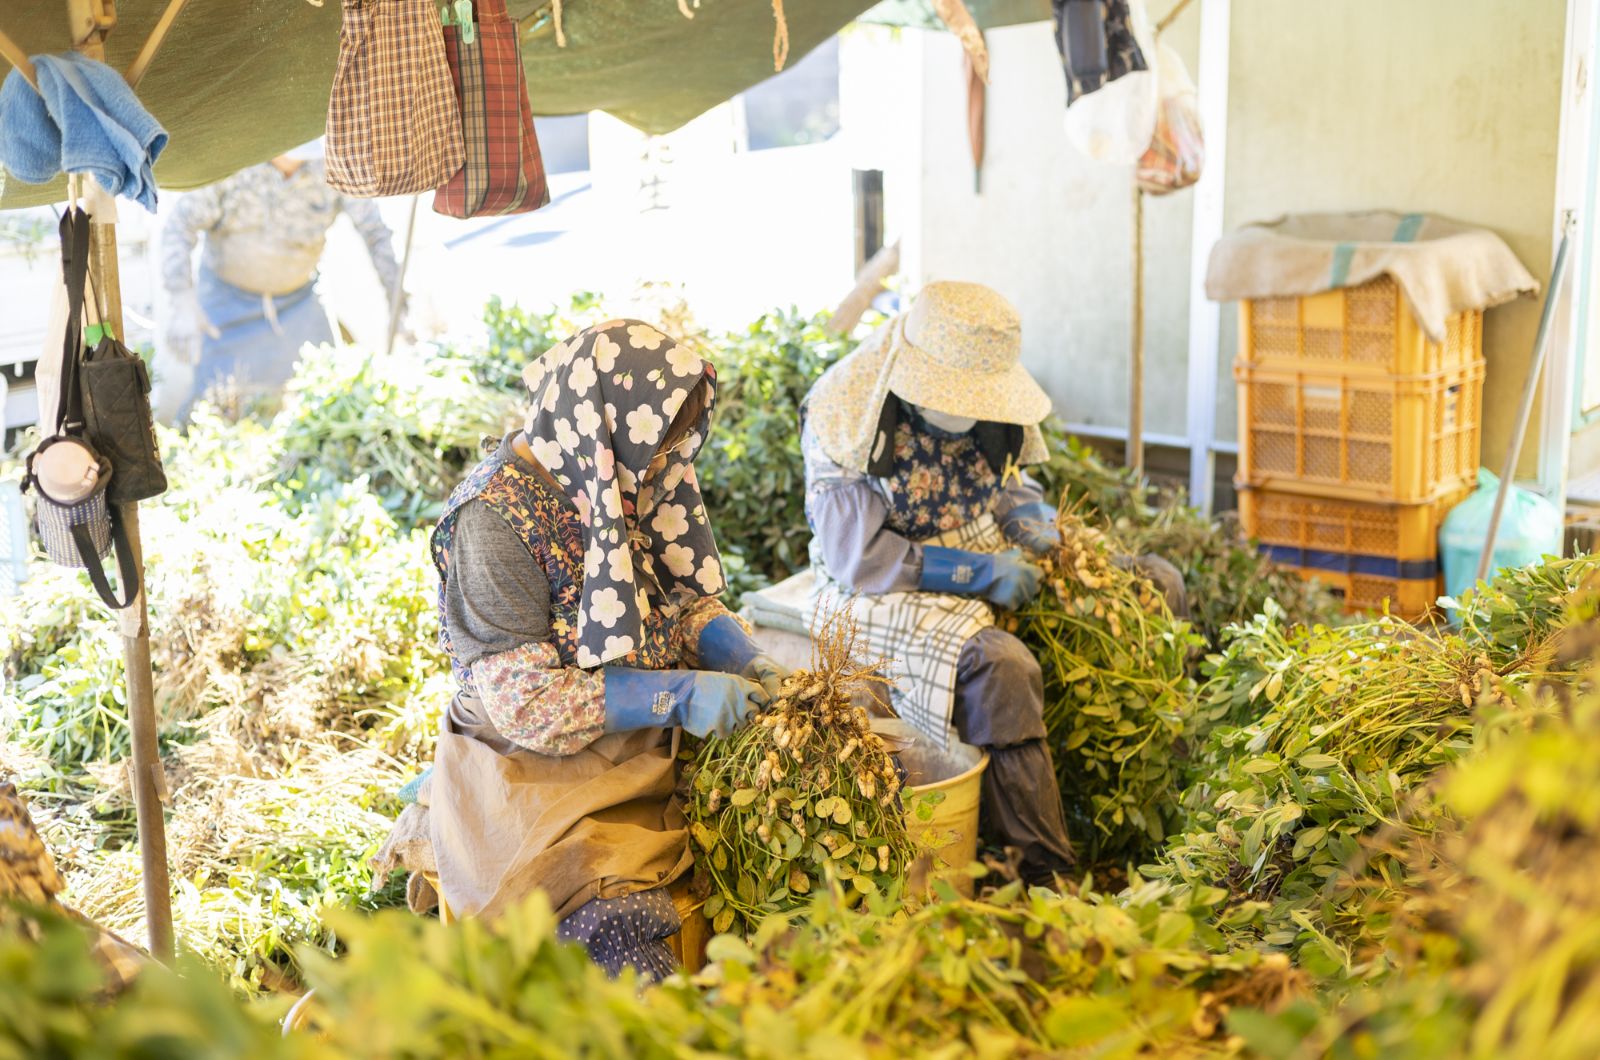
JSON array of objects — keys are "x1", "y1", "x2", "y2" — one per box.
[{"x1": 156, "y1": 141, "x2": 404, "y2": 422}]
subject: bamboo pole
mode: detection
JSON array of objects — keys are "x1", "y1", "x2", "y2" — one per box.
[
  {"x1": 0, "y1": 27, "x2": 37, "y2": 88},
  {"x1": 66, "y1": 0, "x2": 175, "y2": 964},
  {"x1": 125, "y1": 0, "x2": 192, "y2": 88}
]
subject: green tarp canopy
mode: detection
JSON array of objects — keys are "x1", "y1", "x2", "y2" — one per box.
[{"x1": 1, "y1": 0, "x2": 1050, "y2": 209}]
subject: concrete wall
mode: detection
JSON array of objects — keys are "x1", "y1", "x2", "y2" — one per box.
[
  {"x1": 892, "y1": 0, "x2": 1567, "y2": 478},
  {"x1": 1221, "y1": 0, "x2": 1565, "y2": 476},
  {"x1": 890, "y1": 19, "x2": 1203, "y2": 441}
]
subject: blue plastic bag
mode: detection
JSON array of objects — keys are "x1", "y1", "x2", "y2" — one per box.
[{"x1": 1440, "y1": 469, "x2": 1563, "y2": 606}]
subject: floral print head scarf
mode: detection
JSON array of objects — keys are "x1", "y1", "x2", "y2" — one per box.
[{"x1": 521, "y1": 319, "x2": 724, "y2": 669}]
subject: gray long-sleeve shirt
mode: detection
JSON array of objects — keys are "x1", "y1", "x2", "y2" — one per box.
[{"x1": 161, "y1": 159, "x2": 400, "y2": 299}]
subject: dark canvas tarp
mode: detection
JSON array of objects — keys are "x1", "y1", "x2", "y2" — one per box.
[
  {"x1": 0, "y1": 0, "x2": 1054, "y2": 210},
  {"x1": 0, "y1": 0, "x2": 870, "y2": 208}
]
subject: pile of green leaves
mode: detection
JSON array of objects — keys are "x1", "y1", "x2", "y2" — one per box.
[
  {"x1": 1139, "y1": 553, "x2": 1600, "y2": 980},
  {"x1": 1232, "y1": 654, "x2": 1600, "y2": 1058},
  {"x1": 1016, "y1": 509, "x2": 1202, "y2": 861},
  {"x1": 1031, "y1": 422, "x2": 1341, "y2": 651},
  {"x1": 695, "y1": 308, "x2": 852, "y2": 603},
  {"x1": 3, "y1": 404, "x2": 448, "y2": 992},
  {"x1": 0, "y1": 912, "x2": 298, "y2": 1060},
  {"x1": 5, "y1": 884, "x2": 1297, "y2": 1059},
  {"x1": 674, "y1": 881, "x2": 1298, "y2": 1058},
  {"x1": 273, "y1": 345, "x2": 518, "y2": 526}
]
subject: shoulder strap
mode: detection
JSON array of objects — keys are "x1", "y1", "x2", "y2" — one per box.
[
  {"x1": 72, "y1": 515, "x2": 139, "y2": 610},
  {"x1": 54, "y1": 209, "x2": 92, "y2": 434}
]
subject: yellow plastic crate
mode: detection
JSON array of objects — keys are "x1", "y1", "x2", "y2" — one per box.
[
  {"x1": 1281, "y1": 564, "x2": 1441, "y2": 621},
  {"x1": 1235, "y1": 360, "x2": 1484, "y2": 503},
  {"x1": 1240, "y1": 276, "x2": 1483, "y2": 376},
  {"x1": 1238, "y1": 485, "x2": 1469, "y2": 568}
]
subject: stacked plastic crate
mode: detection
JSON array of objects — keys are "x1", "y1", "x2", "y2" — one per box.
[{"x1": 1234, "y1": 276, "x2": 1484, "y2": 617}]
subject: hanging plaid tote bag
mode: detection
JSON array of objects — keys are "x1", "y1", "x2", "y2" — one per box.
[
  {"x1": 326, "y1": 0, "x2": 466, "y2": 197},
  {"x1": 433, "y1": 0, "x2": 550, "y2": 218}
]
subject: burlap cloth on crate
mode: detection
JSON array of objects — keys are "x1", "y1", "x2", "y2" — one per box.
[{"x1": 1205, "y1": 211, "x2": 1538, "y2": 342}]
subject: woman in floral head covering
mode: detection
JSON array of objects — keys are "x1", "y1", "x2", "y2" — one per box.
[{"x1": 375, "y1": 320, "x2": 785, "y2": 981}]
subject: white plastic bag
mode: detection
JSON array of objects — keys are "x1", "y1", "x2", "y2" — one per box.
[
  {"x1": 1136, "y1": 41, "x2": 1205, "y2": 194},
  {"x1": 1063, "y1": 0, "x2": 1157, "y2": 164}
]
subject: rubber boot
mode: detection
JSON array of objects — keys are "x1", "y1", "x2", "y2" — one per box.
[{"x1": 980, "y1": 739, "x2": 1076, "y2": 887}]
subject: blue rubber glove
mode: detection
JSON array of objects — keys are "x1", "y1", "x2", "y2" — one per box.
[
  {"x1": 603, "y1": 667, "x2": 767, "y2": 739},
  {"x1": 920, "y1": 546, "x2": 1044, "y2": 612},
  {"x1": 1000, "y1": 501, "x2": 1061, "y2": 556},
  {"x1": 696, "y1": 613, "x2": 790, "y2": 701}
]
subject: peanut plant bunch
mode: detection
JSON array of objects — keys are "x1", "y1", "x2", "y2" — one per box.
[
  {"x1": 684, "y1": 619, "x2": 918, "y2": 937},
  {"x1": 1012, "y1": 508, "x2": 1202, "y2": 862}
]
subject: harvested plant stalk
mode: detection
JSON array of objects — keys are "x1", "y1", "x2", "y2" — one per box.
[
  {"x1": 1015, "y1": 506, "x2": 1200, "y2": 860},
  {"x1": 686, "y1": 615, "x2": 916, "y2": 936}
]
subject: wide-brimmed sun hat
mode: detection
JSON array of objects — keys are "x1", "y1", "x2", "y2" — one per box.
[
  {"x1": 886, "y1": 281, "x2": 1052, "y2": 426},
  {"x1": 803, "y1": 281, "x2": 1052, "y2": 475}
]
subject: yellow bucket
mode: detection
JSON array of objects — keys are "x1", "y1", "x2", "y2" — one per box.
[{"x1": 892, "y1": 731, "x2": 989, "y2": 898}]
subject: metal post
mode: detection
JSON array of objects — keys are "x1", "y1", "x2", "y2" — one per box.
[
  {"x1": 68, "y1": 0, "x2": 174, "y2": 963},
  {"x1": 1127, "y1": 185, "x2": 1145, "y2": 476},
  {"x1": 1183, "y1": 0, "x2": 1231, "y2": 515},
  {"x1": 1477, "y1": 214, "x2": 1576, "y2": 585}
]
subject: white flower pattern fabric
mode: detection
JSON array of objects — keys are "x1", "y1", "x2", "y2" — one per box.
[{"x1": 521, "y1": 320, "x2": 725, "y2": 668}]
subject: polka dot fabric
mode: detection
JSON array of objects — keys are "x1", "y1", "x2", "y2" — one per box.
[{"x1": 556, "y1": 888, "x2": 681, "y2": 982}]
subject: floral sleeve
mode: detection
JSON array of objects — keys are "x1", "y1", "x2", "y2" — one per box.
[
  {"x1": 676, "y1": 596, "x2": 743, "y2": 668},
  {"x1": 471, "y1": 642, "x2": 608, "y2": 756}
]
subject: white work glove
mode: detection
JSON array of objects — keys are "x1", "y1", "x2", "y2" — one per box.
[{"x1": 160, "y1": 287, "x2": 219, "y2": 367}]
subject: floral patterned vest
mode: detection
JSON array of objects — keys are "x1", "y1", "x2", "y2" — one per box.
[
  {"x1": 880, "y1": 418, "x2": 1003, "y2": 541},
  {"x1": 430, "y1": 442, "x2": 679, "y2": 690}
]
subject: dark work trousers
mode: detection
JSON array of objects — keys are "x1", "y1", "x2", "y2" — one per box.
[{"x1": 949, "y1": 627, "x2": 1076, "y2": 885}]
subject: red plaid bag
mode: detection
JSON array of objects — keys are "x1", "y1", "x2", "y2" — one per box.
[
  {"x1": 433, "y1": 0, "x2": 550, "y2": 218},
  {"x1": 325, "y1": 0, "x2": 465, "y2": 197}
]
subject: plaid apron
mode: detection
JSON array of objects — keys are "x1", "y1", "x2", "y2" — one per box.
[
  {"x1": 809, "y1": 513, "x2": 1006, "y2": 749},
  {"x1": 433, "y1": 0, "x2": 550, "y2": 218},
  {"x1": 325, "y1": 0, "x2": 465, "y2": 197}
]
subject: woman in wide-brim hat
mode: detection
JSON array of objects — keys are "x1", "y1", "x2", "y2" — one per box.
[{"x1": 802, "y1": 281, "x2": 1183, "y2": 886}]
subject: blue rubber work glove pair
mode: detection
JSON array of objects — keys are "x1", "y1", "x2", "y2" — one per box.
[
  {"x1": 1000, "y1": 501, "x2": 1062, "y2": 556},
  {"x1": 920, "y1": 546, "x2": 1044, "y2": 612},
  {"x1": 603, "y1": 667, "x2": 768, "y2": 740},
  {"x1": 695, "y1": 613, "x2": 790, "y2": 701}
]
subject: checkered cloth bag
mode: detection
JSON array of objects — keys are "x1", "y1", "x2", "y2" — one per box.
[
  {"x1": 433, "y1": 0, "x2": 550, "y2": 218},
  {"x1": 325, "y1": 0, "x2": 465, "y2": 198}
]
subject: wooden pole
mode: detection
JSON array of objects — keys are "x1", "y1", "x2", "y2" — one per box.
[
  {"x1": 827, "y1": 239, "x2": 901, "y2": 336},
  {"x1": 1127, "y1": 185, "x2": 1145, "y2": 476},
  {"x1": 384, "y1": 195, "x2": 419, "y2": 357},
  {"x1": 125, "y1": 0, "x2": 193, "y2": 88},
  {"x1": 0, "y1": 28, "x2": 37, "y2": 88},
  {"x1": 67, "y1": 0, "x2": 175, "y2": 963}
]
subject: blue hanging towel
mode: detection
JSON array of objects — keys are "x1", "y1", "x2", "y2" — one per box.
[{"x1": 0, "y1": 53, "x2": 168, "y2": 211}]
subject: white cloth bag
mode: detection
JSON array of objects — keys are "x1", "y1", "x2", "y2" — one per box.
[{"x1": 1063, "y1": 0, "x2": 1158, "y2": 165}]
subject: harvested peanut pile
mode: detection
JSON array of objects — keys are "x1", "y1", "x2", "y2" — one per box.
[{"x1": 684, "y1": 616, "x2": 917, "y2": 937}]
